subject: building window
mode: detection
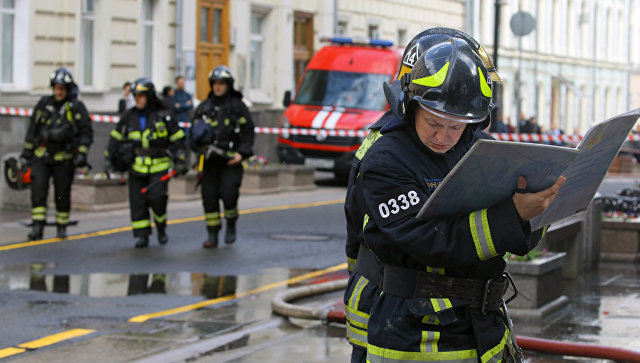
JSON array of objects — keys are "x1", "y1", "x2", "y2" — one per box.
[
  {"x1": 250, "y1": 12, "x2": 264, "y2": 90},
  {"x1": 337, "y1": 20, "x2": 347, "y2": 35},
  {"x1": 141, "y1": 0, "x2": 154, "y2": 78},
  {"x1": 81, "y1": 0, "x2": 94, "y2": 86},
  {"x1": 368, "y1": 24, "x2": 379, "y2": 39},
  {"x1": 1, "y1": 0, "x2": 15, "y2": 84},
  {"x1": 397, "y1": 28, "x2": 407, "y2": 46}
]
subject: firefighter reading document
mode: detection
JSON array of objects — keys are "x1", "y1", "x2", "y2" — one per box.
[{"x1": 417, "y1": 109, "x2": 640, "y2": 231}]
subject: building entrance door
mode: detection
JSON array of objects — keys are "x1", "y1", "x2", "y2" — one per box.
[{"x1": 197, "y1": 0, "x2": 229, "y2": 101}]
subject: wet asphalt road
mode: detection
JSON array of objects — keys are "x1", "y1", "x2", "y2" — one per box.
[{"x1": 0, "y1": 175, "x2": 352, "y2": 361}]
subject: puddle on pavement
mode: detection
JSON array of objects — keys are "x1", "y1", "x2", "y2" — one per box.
[{"x1": 0, "y1": 262, "x2": 347, "y2": 299}]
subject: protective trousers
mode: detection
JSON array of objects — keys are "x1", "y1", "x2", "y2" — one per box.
[
  {"x1": 30, "y1": 159, "x2": 75, "y2": 225},
  {"x1": 128, "y1": 171, "x2": 168, "y2": 237},
  {"x1": 200, "y1": 162, "x2": 242, "y2": 231}
]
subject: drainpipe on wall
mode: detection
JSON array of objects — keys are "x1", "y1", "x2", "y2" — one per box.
[
  {"x1": 627, "y1": 0, "x2": 632, "y2": 111},
  {"x1": 175, "y1": 0, "x2": 183, "y2": 77},
  {"x1": 591, "y1": 2, "x2": 597, "y2": 128}
]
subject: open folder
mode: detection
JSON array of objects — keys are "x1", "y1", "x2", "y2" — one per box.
[{"x1": 416, "y1": 109, "x2": 640, "y2": 231}]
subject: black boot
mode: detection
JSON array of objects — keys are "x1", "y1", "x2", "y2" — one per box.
[
  {"x1": 56, "y1": 224, "x2": 67, "y2": 239},
  {"x1": 203, "y1": 227, "x2": 219, "y2": 248},
  {"x1": 157, "y1": 224, "x2": 168, "y2": 245},
  {"x1": 28, "y1": 221, "x2": 44, "y2": 241},
  {"x1": 134, "y1": 235, "x2": 149, "y2": 248},
  {"x1": 224, "y1": 219, "x2": 237, "y2": 245}
]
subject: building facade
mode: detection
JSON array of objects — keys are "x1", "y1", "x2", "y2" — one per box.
[
  {"x1": 1, "y1": 0, "x2": 638, "y2": 132},
  {"x1": 471, "y1": 0, "x2": 639, "y2": 134}
]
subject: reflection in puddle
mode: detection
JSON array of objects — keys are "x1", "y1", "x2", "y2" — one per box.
[{"x1": 0, "y1": 262, "x2": 239, "y2": 299}]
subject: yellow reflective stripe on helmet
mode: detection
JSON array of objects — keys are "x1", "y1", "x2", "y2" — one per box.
[
  {"x1": 420, "y1": 330, "x2": 440, "y2": 353},
  {"x1": 355, "y1": 130, "x2": 382, "y2": 160},
  {"x1": 348, "y1": 275, "x2": 368, "y2": 310},
  {"x1": 345, "y1": 304, "x2": 369, "y2": 329},
  {"x1": 367, "y1": 343, "x2": 478, "y2": 363},
  {"x1": 224, "y1": 207, "x2": 238, "y2": 219},
  {"x1": 24, "y1": 142, "x2": 33, "y2": 149},
  {"x1": 479, "y1": 67, "x2": 492, "y2": 97},
  {"x1": 412, "y1": 62, "x2": 450, "y2": 88},
  {"x1": 169, "y1": 129, "x2": 185, "y2": 142},
  {"x1": 110, "y1": 129, "x2": 123, "y2": 141},
  {"x1": 347, "y1": 257, "x2": 356, "y2": 273},
  {"x1": 127, "y1": 131, "x2": 141, "y2": 140},
  {"x1": 78, "y1": 145, "x2": 88, "y2": 154},
  {"x1": 430, "y1": 298, "x2": 452, "y2": 313},
  {"x1": 481, "y1": 328, "x2": 510, "y2": 363},
  {"x1": 346, "y1": 321, "x2": 367, "y2": 348},
  {"x1": 238, "y1": 116, "x2": 247, "y2": 125},
  {"x1": 34, "y1": 146, "x2": 46, "y2": 157},
  {"x1": 469, "y1": 209, "x2": 498, "y2": 260},
  {"x1": 397, "y1": 64, "x2": 412, "y2": 80},
  {"x1": 153, "y1": 212, "x2": 167, "y2": 223},
  {"x1": 132, "y1": 219, "x2": 150, "y2": 229}
]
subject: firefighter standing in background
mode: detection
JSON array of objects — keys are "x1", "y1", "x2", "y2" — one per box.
[
  {"x1": 107, "y1": 78, "x2": 188, "y2": 248},
  {"x1": 190, "y1": 66, "x2": 255, "y2": 248},
  {"x1": 20, "y1": 68, "x2": 93, "y2": 240},
  {"x1": 344, "y1": 28, "x2": 566, "y2": 362}
]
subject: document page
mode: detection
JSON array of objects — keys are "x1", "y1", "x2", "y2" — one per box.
[
  {"x1": 416, "y1": 139, "x2": 579, "y2": 220},
  {"x1": 530, "y1": 109, "x2": 640, "y2": 230}
]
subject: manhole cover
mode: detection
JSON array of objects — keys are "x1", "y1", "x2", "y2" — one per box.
[{"x1": 268, "y1": 233, "x2": 331, "y2": 241}]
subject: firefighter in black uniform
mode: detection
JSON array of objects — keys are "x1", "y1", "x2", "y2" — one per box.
[
  {"x1": 190, "y1": 66, "x2": 255, "y2": 248},
  {"x1": 344, "y1": 29, "x2": 566, "y2": 362},
  {"x1": 20, "y1": 67, "x2": 93, "y2": 240},
  {"x1": 106, "y1": 78, "x2": 187, "y2": 248}
]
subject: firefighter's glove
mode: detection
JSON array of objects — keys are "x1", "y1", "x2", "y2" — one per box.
[
  {"x1": 173, "y1": 149, "x2": 189, "y2": 175},
  {"x1": 20, "y1": 149, "x2": 34, "y2": 162},
  {"x1": 73, "y1": 153, "x2": 88, "y2": 168}
]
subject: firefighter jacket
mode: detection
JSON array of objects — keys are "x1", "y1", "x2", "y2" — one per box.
[
  {"x1": 107, "y1": 106, "x2": 186, "y2": 176},
  {"x1": 189, "y1": 93, "x2": 255, "y2": 163},
  {"x1": 23, "y1": 95, "x2": 93, "y2": 163},
  {"x1": 348, "y1": 114, "x2": 546, "y2": 362}
]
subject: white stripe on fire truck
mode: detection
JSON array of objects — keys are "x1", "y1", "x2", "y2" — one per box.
[{"x1": 323, "y1": 111, "x2": 343, "y2": 129}]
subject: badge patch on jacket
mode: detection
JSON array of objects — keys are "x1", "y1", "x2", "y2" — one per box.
[
  {"x1": 424, "y1": 179, "x2": 442, "y2": 191},
  {"x1": 372, "y1": 185, "x2": 423, "y2": 226}
]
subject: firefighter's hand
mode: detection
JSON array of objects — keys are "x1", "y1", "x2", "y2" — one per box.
[
  {"x1": 227, "y1": 153, "x2": 242, "y2": 166},
  {"x1": 20, "y1": 149, "x2": 33, "y2": 162},
  {"x1": 512, "y1": 176, "x2": 566, "y2": 220},
  {"x1": 73, "y1": 153, "x2": 88, "y2": 167}
]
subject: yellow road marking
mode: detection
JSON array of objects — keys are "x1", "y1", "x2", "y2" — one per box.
[
  {"x1": 129, "y1": 262, "x2": 348, "y2": 323},
  {"x1": 17, "y1": 329, "x2": 96, "y2": 349},
  {"x1": 0, "y1": 347, "x2": 25, "y2": 359},
  {"x1": 0, "y1": 199, "x2": 344, "y2": 252}
]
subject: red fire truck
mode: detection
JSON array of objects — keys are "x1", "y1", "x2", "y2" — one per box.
[{"x1": 277, "y1": 37, "x2": 402, "y2": 179}]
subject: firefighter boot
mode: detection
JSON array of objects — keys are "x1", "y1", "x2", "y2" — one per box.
[
  {"x1": 203, "y1": 227, "x2": 219, "y2": 248},
  {"x1": 157, "y1": 223, "x2": 168, "y2": 245},
  {"x1": 28, "y1": 221, "x2": 44, "y2": 241},
  {"x1": 135, "y1": 235, "x2": 149, "y2": 248},
  {"x1": 224, "y1": 219, "x2": 237, "y2": 245},
  {"x1": 56, "y1": 224, "x2": 67, "y2": 239}
]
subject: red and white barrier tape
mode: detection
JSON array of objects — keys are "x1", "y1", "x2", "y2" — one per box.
[{"x1": 4, "y1": 106, "x2": 640, "y2": 142}]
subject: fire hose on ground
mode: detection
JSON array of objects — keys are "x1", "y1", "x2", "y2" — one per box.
[{"x1": 271, "y1": 278, "x2": 640, "y2": 362}]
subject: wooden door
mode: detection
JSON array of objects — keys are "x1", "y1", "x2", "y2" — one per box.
[
  {"x1": 197, "y1": 0, "x2": 229, "y2": 100},
  {"x1": 293, "y1": 11, "x2": 313, "y2": 89}
]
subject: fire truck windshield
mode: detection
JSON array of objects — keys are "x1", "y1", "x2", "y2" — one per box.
[{"x1": 294, "y1": 70, "x2": 389, "y2": 111}]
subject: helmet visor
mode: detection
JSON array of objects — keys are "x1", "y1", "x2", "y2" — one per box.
[{"x1": 416, "y1": 101, "x2": 485, "y2": 124}]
